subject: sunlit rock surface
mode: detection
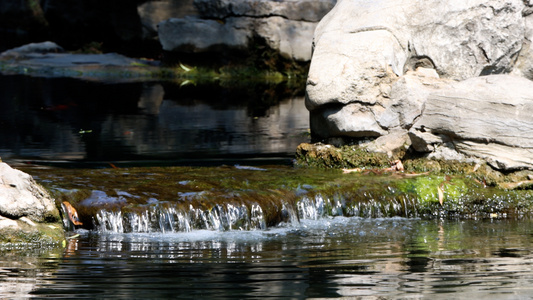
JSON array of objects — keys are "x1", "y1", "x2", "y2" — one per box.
[
  {"x1": 409, "y1": 75, "x2": 533, "y2": 170},
  {"x1": 306, "y1": 0, "x2": 533, "y2": 171},
  {"x1": 0, "y1": 163, "x2": 63, "y2": 244}
]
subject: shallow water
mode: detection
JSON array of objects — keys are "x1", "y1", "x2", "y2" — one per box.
[{"x1": 2, "y1": 217, "x2": 533, "y2": 299}]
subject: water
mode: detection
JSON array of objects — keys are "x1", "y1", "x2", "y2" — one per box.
[
  {"x1": 3, "y1": 218, "x2": 533, "y2": 299},
  {"x1": 3, "y1": 74, "x2": 533, "y2": 298},
  {"x1": 0, "y1": 75, "x2": 308, "y2": 163}
]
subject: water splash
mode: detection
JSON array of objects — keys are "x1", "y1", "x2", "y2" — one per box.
[
  {"x1": 95, "y1": 202, "x2": 273, "y2": 233},
  {"x1": 91, "y1": 190, "x2": 419, "y2": 233}
]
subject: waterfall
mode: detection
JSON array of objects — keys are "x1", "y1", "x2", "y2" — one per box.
[
  {"x1": 90, "y1": 190, "x2": 419, "y2": 233},
  {"x1": 95, "y1": 201, "x2": 278, "y2": 233}
]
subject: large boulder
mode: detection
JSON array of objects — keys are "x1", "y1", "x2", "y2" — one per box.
[
  {"x1": 158, "y1": 0, "x2": 336, "y2": 63},
  {"x1": 307, "y1": 0, "x2": 525, "y2": 111},
  {"x1": 306, "y1": 0, "x2": 533, "y2": 170}
]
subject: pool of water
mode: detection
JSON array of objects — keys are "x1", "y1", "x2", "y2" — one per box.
[
  {"x1": 3, "y1": 217, "x2": 533, "y2": 299},
  {"x1": 0, "y1": 75, "x2": 309, "y2": 164}
]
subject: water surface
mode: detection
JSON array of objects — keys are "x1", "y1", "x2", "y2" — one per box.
[
  {"x1": 2, "y1": 218, "x2": 533, "y2": 299},
  {"x1": 0, "y1": 75, "x2": 309, "y2": 164}
]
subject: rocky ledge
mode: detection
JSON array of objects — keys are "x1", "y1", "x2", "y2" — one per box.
[
  {"x1": 306, "y1": 0, "x2": 533, "y2": 174},
  {"x1": 0, "y1": 162, "x2": 64, "y2": 245}
]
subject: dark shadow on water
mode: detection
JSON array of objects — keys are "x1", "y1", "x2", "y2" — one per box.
[{"x1": 0, "y1": 75, "x2": 309, "y2": 165}]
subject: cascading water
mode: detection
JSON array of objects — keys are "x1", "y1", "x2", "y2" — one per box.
[
  {"x1": 85, "y1": 191, "x2": 420, "y2": 234},
  {"x1": 94, "y1": 201, "x2": 274, "y2": 233}
]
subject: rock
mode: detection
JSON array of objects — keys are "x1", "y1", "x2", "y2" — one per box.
[
  {"x1": 194, "y1": 0, "x2": 336, "y2": 22},
  {"x1": 0, "y1": 41, "x2": 63, "y2": 58},
  {"x1": 306, "y1": 0, "x2": 533, "y2": 172},
  {"x1": 159, "y1": 16, "x2": 318, "y2": 61},
  {"x1": 0, "y1": 162, "x2": 63, "y2": 244},
  {"x1": 310, "y1": 103, "x2": 388, "y2": 139},
  {"x1": 0, "y1": 163, "x2": 59, "y2": 222},
  {"x1": 159, "y1": 16, "x2": 253, "y2": 53},
  {"x1": 409, "y1": 75, "x2": 533, "y2": 170},
  {"x1": 360, "y1": 129, "x2": 411, "y2": 158},
  {"x1": 137, "y1": 0, "x2": 198, "y2": 40},
  {"x1": 254, "y1": 17, "x2": 317, "y2": 61},
  {"x1": 158, "y1": 0, "x2": 336, "y2": 63},
  {"x1": 306, "y1": 0, "x2": 527, "y2": 138},
  {"x1": 511, "y1": 11, "x2": 533, "y2": 80},
  {"x1": 376, "y1": 68, "x2": 450, "y2": 130}
]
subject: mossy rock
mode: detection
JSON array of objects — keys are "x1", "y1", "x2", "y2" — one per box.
[
  {"x1": 295, "y1": 143, "x2": 390, "y2": 169},
  {"x1": 0, "y1": 219, "x2": 64, "y2": 246}
]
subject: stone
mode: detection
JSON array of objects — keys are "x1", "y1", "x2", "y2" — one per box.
[
  {"x1": 194, "y1": 0, "x2": 336, "y2": 22},
  {"x1": 377, "y1": 68, "x2": 450, "y2": 130},
  {"x1": 158, "y1": 16, "x2": 253, "y2": 53},
  {"x1": 409, "y1": 75, "x2": 533, "y2": 170},
  {"x1": 0, "y1": 41, "x2": 63, "y2": 58},
  {"x1": 0, "y1": 162, "x2": 59, "y2": 222},
  {"x1": 158, "y1": 0, "x2": 335, "y2": 62},
  {"x1": 306, "y1": 0, "x2": 527, "y2": 139},
  {"x1": 360, "y1": 129, "x2": 411, "y2": 158},
  {"x1": 511, "y1": 12, "x2": 533, "y2": 80},
  {"x1": 159, "y1": 15, "x2": 318, "y2": 61},
  {"x1": 254, "y1": 17, "x2": 317, "y2": 61},
  {"x1": 137, "y1": 0, "x2": 198, "y2": 40},
  {"x1": 310, "y1": 103, "x2": 388, "y2": 139}
]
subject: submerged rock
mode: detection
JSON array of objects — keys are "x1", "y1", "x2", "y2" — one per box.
[{"x1": 0, "y1": 163, "x2": 63, "y2": 244}]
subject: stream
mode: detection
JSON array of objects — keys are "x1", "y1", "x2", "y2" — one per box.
[{"x1": 2, "y1": 75, "x2": 533, "y2": 299}]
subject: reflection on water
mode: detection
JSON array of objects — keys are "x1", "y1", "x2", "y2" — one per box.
[
  {"x1": 0, "y1": 75, "x2": 309, "y2": 163},
  {"x1": 3, "y1": 218, "x2": 533, "y2": 299}
]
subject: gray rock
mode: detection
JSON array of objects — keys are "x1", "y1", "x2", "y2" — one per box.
[
  {"x1": 194, "y1": 0, "x2": 336, "y2": 22},
  {"x1": 306, "y1": 0, "x2": 527, "y2": 139},
  {"x1": 137, "y1": 0, "x2": 198, "y2": 40},
  {"x1": 310, "y1": 103, "x2": 388, "y2": 139},
  {"x1": 511, "y1": 12, "x2": 533, "y2": 80},
  {"x1": 0, "y1": 41, "x2": 63, "y2": 58},
  {"x1": 410, "y1": 75, "x2": 533, "y2": 170},
  {"x1": 254, "y1": 17, "x2": 317, "y2": 61},
  {"x1": 0, "y1": 163, "x2": 58, "y2": 222},
  {"x1": 377, "y1": 68, "x2": 449, "y2": 130},
  {"x1": 158, "y1": 15, "x2": 318, "y2": 61},
  {"x1": 158, "y1": 16, "x2": 253, "y2": 53},
  {"x1": 360, "y1": 129, "x2": 411, "y2": 158}
]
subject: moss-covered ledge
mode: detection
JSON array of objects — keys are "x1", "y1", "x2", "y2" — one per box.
[
  {"x1": 295, "y1": 142, "x2": 533, "y2": 188},
  {"x1": 294, "y1": 142, "x2": 533, "y2": 218}
]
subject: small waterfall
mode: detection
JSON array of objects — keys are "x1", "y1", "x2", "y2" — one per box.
[
  {"x1": 89, "y1": 188, "x2": 419, "y2": 233},
  {"x1": 95, "y1": 201, "x2": 276, "y2": 233}
]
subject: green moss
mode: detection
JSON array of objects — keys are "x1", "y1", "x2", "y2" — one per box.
[
  {"x1": 0, "y1": 222, "x2": 64, "y2": 245},
  {"x1": 398, "y1": 175, "x2": 468, "y2": 204}
]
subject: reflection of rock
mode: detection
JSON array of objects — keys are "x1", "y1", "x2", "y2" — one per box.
[
  {"x1": 138, "y1": 83, "x2": 164, "y2": 115},
  {"x1": 0, "y1": 162, "x2": 63, "y2": 244},
  {"x1": 157, "y1": 96, "x2": 309, "y2": 156},
  {"x1": 306, "y1": 0, "x2": 533, "y2": 171}
]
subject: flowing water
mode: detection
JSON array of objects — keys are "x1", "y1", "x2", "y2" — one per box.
[{"x1": 2, "y1": 75, "x2": 533, "y2": 299}]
